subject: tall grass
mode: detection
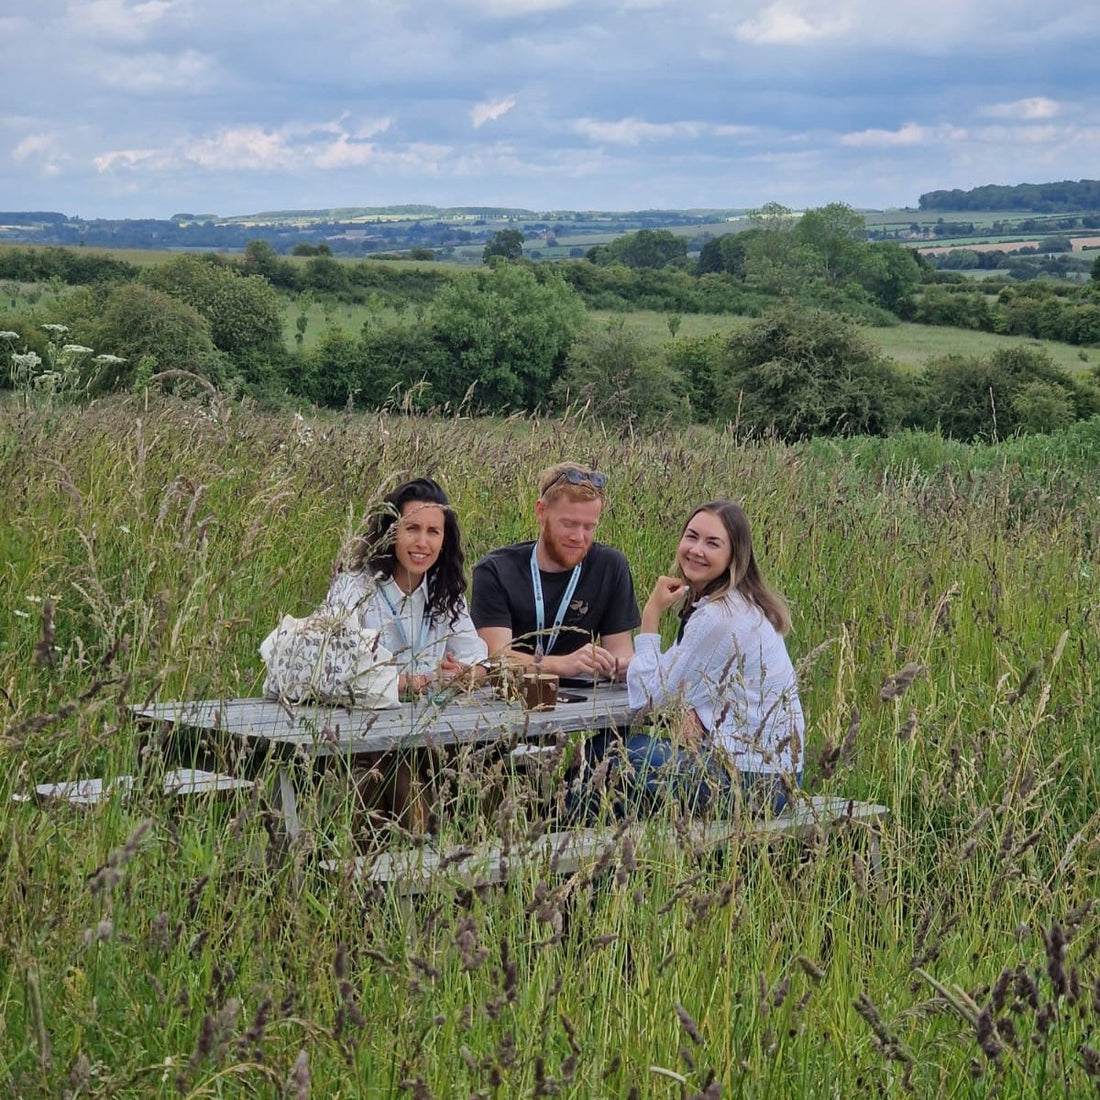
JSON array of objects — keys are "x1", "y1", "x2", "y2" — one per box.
[{"x1": 2, "y1": 395, "x2": 1099, "y2": 1096}]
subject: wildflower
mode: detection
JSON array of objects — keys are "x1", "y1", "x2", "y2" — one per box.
[
  {"x1": 0, "y1": 330, "x2": 19, "y2": 340},
  {"x1": 94, "y1": 354, "x2": 127, "y2": 364},
  {"x1": 41, "y1": 323, "x2": 69, "y2": 334},
  {"x1": 61, "y1": 344, "x2": 94, "y2": 355}
]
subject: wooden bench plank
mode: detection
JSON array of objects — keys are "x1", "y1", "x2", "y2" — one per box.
[
  {"x1": 321, "y1": 795, "x2": 888, "y2": 893},
  {"x1": 11, "y1": 768, "x2": 253, "y2": 806}
]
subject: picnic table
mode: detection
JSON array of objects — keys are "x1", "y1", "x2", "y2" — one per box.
[{"x1": 130, "y1": 683, "x2": 634, "y2": 843}]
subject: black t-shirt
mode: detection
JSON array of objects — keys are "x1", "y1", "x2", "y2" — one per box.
[{"x1": 471, "y1": 541, "x2": 640, "y2": 656}]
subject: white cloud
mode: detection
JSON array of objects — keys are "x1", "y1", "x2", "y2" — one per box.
[
  {"x1": 98, "y1": 49, "x2": 215, "y2": 92},
  {"x1": 66, "y1": 0, "x2": 177, "y2": 44},
  {"x1": 981, "y1": 97, "x2": 1064, "y2": 121},
  {"x1": 734, "y1": 1, "x2": 851, "y2": 44},
  {"x1": 183, "y1": 127, "x2": 296, "y2": 171},
  {"x1": 94, "y1": 116, "x2": 432, "y2": 177},
  {"x1": 471, "y1": 95, "x2": 518, "y2": 128},
  {"x1": 93, "y1": 147, "x2": 174, "y2": 171},
  {"x1": 573, "y1": 117, "x2": 752, "y2": 145},
  {"x1": 840, "y1": 121, "x2": 967, "y2": 148},
  {"x1": 12, "y1": 133, "x2": 68, "y2": 175},
  {"x1": 574, "y1": 118, "x2": 680, "y2": 144},
  {"x1": 462, "y1": 0, "x2": 581, "y2": 15},
  {"x1": 13, "y1": 134, "x2": 56, "y2": 161}
]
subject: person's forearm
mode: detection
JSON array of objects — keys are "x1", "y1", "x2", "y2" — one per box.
[{"x1": 640, "y1": 601, "x2": 663, "y2": 635}]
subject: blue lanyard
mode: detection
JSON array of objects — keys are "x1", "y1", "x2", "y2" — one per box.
[
  {"x1": 378, "y1": 580, "x2": 430, "y2": 656},
  {"x1": 529, "y1": 543, "x2": 582, "y2": 657}
]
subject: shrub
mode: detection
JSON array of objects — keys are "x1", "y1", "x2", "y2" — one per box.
[
  {"x1": 716, "y1": 306, "x2": 911, "y2": 439},
  {"x1": 87, "y1": 283, "x2": 222, "y2": 388},
  {"x1": 142, "y1": 256, "x2": 283, "y2": 356},
  {"x1": 552, "y1": 320, "x2": 689, "y2": 427},
  {"x1": 918, "y1": 345, "x2": 1100, "y2": 441},
  {"x1": 430, "y1": 263, "x2": 585, "y2": 411},
  {"x1": 1011, "y1": 380, "x2": 1076, "y2": 434}
]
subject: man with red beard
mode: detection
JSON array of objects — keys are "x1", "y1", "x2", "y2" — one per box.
[{"x1": 472, "y1": 462, "x2": 639, "y2": 680}]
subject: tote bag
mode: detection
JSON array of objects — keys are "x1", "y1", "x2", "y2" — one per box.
[{"x1": 260, "y1": 609, "x2": 400, "y2": 708}]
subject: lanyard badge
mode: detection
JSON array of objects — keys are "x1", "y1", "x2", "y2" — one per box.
[
  {"x1": 529, "y1": 543, "x2": 582, "y2": 657},
  {"x1": 378, "y1": 580, "x2": 430, "y2": 655}
]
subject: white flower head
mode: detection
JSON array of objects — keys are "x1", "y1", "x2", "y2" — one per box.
[
  {"x1": 11, "y1": 351, "x2": 41, "y2": 369},
  {"x1": 0, "y1": 331, "x2": 19, "y2": 341},
  {"x1": 62, "y1": 344, "x2": 94, "y2": 355},
  {"x1": 94, "y1": 354, "x2": 127, "y2": 364},
  {"x1": 41, "y1": 323, "x2": 69, "y2": 334}
]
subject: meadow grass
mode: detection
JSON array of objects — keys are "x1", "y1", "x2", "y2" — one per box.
[
  {"x1": 2, "y1": 396, "x2": 1100, "y2": 1096},
  {"x1": 864, "y1": 321, "x2": 1094, "y2": 376},
  {"x1": 586, "y1": 310, "x2": 1094, "y2": 377}
]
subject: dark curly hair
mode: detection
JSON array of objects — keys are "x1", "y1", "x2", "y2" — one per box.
[{"x1": 347, "y1": 477, "x2": 469, "y2": 629}]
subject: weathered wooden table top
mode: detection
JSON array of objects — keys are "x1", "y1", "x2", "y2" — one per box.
[{"x1": 131, "y1": 683, "x2": 634, "y2": 757}]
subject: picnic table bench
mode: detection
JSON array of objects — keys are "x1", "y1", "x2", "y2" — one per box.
[
  {"x1": 321, "y1": 795, "x2": 889, "y2": 893},
  {"x1": 11, "y1": 768, "x2": 253, "y2": 807},
  {"x1": 126, "y1": 684, "x2": 889, "y2": 889}
]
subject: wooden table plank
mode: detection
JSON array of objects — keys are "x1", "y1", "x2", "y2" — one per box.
[{"x1": 131, "y1": 684, "x2": 634, "y2": 757}]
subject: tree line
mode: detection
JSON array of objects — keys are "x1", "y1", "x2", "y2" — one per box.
[
  {"x1": 905, "y1": 279, "x2": 1100, "y2": 346},
  {"x1": 4, "y1": 250, "x2": 1099, "y2": 445},
  {"x1": 919, "y1": 179, "x2": 1100, "y2": 213}
]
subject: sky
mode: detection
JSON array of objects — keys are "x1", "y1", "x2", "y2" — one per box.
[{"x1": 2, "y1": 0, "x2": 1099, "y2": 219}]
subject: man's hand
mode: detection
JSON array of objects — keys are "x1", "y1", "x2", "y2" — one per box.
[{"x1": 544, "y1": 642, "x2": 618, "y2": 679}]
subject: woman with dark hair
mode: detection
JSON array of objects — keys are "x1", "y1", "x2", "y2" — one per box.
[
  {"x1": 326, "y1": 477, "x2": 487, "y2": 697},
  {"x1": 625, "y1": 499, "x2": 804, "y2": 814}
]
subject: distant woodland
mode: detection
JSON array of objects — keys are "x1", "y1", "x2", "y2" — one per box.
[{"x1": 919, "y1": 179, "x2": 1100, "y2": 213}]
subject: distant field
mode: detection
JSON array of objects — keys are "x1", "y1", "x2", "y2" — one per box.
[
  {"x1": 866, "y1": 321, "x2": 1093, "y2": 375},
  {"x1": 920, "y1": 236, "x2": 1100, "y2": 256},
  {"x1": 589, "y1": 310, "x2": 1094, "y2": 376},
  {"x1": 281, "y1": 303, "x2": 1094, "y2": 374}
]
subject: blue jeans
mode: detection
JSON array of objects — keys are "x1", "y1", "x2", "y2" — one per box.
[{"x1": 566, "y1": 730, "x2": 801, "y2": 823}]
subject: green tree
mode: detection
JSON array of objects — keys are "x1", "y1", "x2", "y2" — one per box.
[
  {"x1": 241, "y1": 239, "x2": 299, "y2": 290},
  {"x1": 482, "y1": 229, "x2": 525, "y2": 263},
  {"x1": 717, "y1": 306, "x2": 911, "y2": 439},
  {"x1": 794, "y1": 202, "x2": 866, "y2": 282},
  {"x1": 87, "y1": 283, "x2": 221, "y2": 389},
  {"x1": 142, "y1": 255, "x2": 283, "y2": 356},
  {"x1": 430, "y1": 263, "x2": 585, "y2": 410},
  {"x1": 587, "y1": 229, "x2": 687, "y2": 270},
  {"x1": 696, "y1": 234, "x2": 747, "y2": 278},
  {"x1": 742, "y1": 203, "x2": 821, "y2": 295},
  {"x1": 552, "y1": 319, "x2": 688, "y2": 427}
]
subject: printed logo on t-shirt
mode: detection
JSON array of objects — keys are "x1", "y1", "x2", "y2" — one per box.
[{"x1": 567, "y1": 599, "x2": 589, "y2": 621}]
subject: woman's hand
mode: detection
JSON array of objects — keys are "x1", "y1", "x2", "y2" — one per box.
[
  {"x1": 641, "y1": 575, "x2": 688, "y2": 633},
  {"x1": 399, "y1": 672, "x2": 431, "y2": 697},
  {"x1": 435, "y1": 652, "x2": 486, "y2": 692}
]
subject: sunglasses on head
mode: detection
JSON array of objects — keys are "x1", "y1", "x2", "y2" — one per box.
[{"x1": 543, "y1": 468, "x2": 608, "y2": 494}]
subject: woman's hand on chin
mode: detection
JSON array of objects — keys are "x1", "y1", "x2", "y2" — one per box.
[{"x1": 641, "y1": 575, "x2": 688, "y2": 631}]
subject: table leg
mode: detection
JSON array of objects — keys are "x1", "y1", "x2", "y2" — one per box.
[{"x1": 274, "y1": 766, "x2": 301, "y2": 843}]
